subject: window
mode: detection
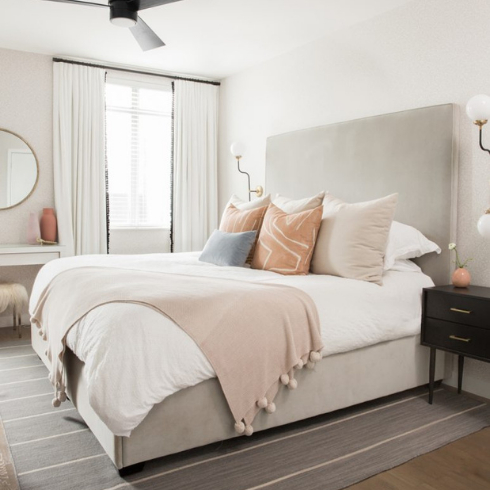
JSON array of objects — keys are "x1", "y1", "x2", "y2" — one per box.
[{"x1": 106, "y1": 75, "x2": 172, "y2": 228}]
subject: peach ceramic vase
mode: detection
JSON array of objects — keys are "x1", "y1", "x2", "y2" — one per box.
[
  {"x1": 40, "y1": 208, "x2": 57, "y2": 242},
  {"x1": 452, "y1": 268, "x2": 471, "y2": 288}
]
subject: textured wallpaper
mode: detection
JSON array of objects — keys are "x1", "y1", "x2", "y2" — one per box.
[
  {"x1": 0, "y1": 48, "x2": 53, "y2": 325},
  {"x1": 0, "y1": 48, "x2": 54, "y2": 243},
  {"x1": 218, "y1": 0, "x2": 490, "y2": 397}
]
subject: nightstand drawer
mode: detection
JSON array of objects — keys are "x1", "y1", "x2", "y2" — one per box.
[
  {"x1": 425, "y1": 290, "x2": 490, "y2": 330},
  {"x1": 423, "y1": 318, "x2": 490, "y2": 359}
]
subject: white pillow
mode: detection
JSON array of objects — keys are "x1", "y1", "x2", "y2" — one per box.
[
  {"x1": 388, "y1": 259, "x2": 422, "y2": 273},
  {"x1": 221, "y1": 194, "x2": 271, "y2": 223},
  {"x1": 273, "y1": 191, "x2": 325, "y2": 214},
  {"x1": 384, "y1": 221, "x2": 441, "y2": 271}
]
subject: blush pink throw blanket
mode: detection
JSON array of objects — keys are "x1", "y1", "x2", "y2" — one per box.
[{"x1": 31, "y1": 267, "x2": 323, "y2": 434}]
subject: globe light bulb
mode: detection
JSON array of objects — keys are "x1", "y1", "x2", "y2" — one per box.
[
  {"x1": 230, "y1": 142, "x2": 245, "y2": 158},
  {"x1": 466, "y1": 94, "x2": 490, "y2": 122},
  {"x1": 477, "y1": 212, "x2": 490, "y2": 238}
]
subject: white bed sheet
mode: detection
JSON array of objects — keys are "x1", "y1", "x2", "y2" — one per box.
[{"x1": 30, "y1": 252, "x2": 434, "y2": 436}]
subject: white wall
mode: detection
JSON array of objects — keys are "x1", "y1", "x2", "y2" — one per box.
[
  {"x1": 0, "y1": 48, "x2": 54, "y2": 326},
  {"x1": 218, "y1": 0, "x2": 490, "y2": 398},
  {"x1": 0, "y1": 48, "x2": 54, "y2": 243}
]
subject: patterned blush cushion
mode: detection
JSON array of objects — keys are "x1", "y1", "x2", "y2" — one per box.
[
  {"x1": 310, "y1": 193, "x2": 398, "y2": 285},
  {"x1": 252, "y1": 204, "x2": 323, "y2": 275},
  {"x1": 199, "y1": 230, "x2": 257, "y2": 267},
  {"x1": 219, "y1": 204, "x2": 269, "y2": 262}
]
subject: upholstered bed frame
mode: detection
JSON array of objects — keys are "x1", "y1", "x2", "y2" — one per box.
[{"x1": 32, "y1": 103, "x2": 458, "y2": 472}]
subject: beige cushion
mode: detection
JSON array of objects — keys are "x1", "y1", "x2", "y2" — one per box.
[
  {"x1": 273, "y1": 191, "x2": 325, "y2": 214},
  {"x1": 220, "y1": 204, "x2": 269, "y2": 263},
  {"x1": 310, "y1": 193, "x2": 398, "y2": 285},
  {"x1": 252, "y1": 204, "x2": 323, "y2": 275},
  {"x1": 221, "y1": 194, "x2": 271, "y2": 221}
]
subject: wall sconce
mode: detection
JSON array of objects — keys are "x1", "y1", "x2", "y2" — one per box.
[
  {"x1": 466, "y1": 95, "x2": 490, "y2": 237},
  {"x1": 477, "y1": 205, "x2": 490, "y2": 239},
  {"x1": 230, "y1": 142, "x2": 263, "y2": 202},
  {"x1": 466, "y1": 94, "x2": 490, "y2": 155}
]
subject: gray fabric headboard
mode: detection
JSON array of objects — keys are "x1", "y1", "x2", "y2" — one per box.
[{"x1": 265, "y1": 104, "x2": 458, "y2": 285}]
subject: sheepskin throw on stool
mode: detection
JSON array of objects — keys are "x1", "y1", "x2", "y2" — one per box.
[{"x1": 0, "y1": 283, "x2": 28, "y2": 337}]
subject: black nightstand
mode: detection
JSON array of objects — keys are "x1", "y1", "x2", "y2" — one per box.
[{"x1": 421, "y1": 285, "x2": 490, "y2": 404}]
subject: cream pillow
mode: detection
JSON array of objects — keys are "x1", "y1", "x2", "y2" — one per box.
[
  {"x1": 220, "y1": 194, "x2": 271, "y2": 225},
  {"x1": 225, "y1": 193, "x2": 271, "y2": 211},
  {"x1": 273, "y1": 191, "x2": 325, "y2": 214},
  {"x1": 310, "y1": 193, "x2": 398, "y2": 285}
]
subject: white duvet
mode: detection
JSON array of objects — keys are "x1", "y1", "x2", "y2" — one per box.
[{"x1": 30, "y1": 252, "x2": 434, "y2": 436}]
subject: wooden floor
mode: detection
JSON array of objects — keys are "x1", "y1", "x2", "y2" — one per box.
[
  {"x1": 0, "y1": 325, "x2": 31, "y2": 342},
  {"x1": 350, "y1": 425, "x2": 490, "y2": 489},
  {"x1": 1, "y1": 327, "x2": 489, "y2": 489}
]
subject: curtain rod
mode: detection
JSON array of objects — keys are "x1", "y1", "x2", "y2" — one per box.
[{"x1": 52, "y1": 58, "x2": 221, "y2": 86}]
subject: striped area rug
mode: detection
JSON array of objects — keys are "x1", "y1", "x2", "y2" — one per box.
[{"x1": 1, "y1": 340, "x2": 489, "y2": 490}]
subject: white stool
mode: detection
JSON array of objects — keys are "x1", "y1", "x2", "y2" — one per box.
[{"x1": 0, "y1": 283, "x2": 28, "y2": 339}]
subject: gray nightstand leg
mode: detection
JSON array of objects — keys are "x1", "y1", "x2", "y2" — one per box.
[
  {"x1": 458, "y1": 355, "x2": 464, "y2": 394},
  {"x1": 429, "y1": 347, "x2": 436, "y2": 404}
]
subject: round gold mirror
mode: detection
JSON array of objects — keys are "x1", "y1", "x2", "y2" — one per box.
[{"x1": 0, "y1": 129, "x2": 39, "y2": 210}]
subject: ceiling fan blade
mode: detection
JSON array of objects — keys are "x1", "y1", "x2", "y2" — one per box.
[
  {"x1": 129, "y1": 16, "x2": 165, "y2": 51},
  {"x1": 137, "y1": 0, "x2": 183, "y2": 11},
  {"x1": 42, "y1": 0, "x2": 108, "y2": 8}
]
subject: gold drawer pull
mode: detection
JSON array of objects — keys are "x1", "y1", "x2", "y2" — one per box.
[
  {"x1": 450, "y1": 308, "x2": 471, "y2": 314},
  {"x1": 449, "y1": 335, "x2": 471, "y2": 343}
]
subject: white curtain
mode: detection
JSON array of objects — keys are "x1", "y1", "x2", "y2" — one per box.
[
  {"x1": 173, "y1": 80, "x2": 219, "y2": 252},
  {"x1": 53, "y1": 62, "x2": 107, "y2": 256}
]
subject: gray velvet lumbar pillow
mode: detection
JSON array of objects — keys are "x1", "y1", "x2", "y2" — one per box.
[{"x1": 199, "y1": 230, "x2": 257, "y2": 267}]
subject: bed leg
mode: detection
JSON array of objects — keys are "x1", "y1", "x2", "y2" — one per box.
[{"x1": 118, "y1": 462, "x2": 145, "y2": 477}]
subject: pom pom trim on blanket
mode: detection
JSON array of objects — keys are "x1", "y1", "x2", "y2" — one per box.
[{"x1": 234, "y1": 350, "x2": 322, "y2": 436}]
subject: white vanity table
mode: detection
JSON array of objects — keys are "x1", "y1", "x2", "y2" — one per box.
[
  {"x1": 0, "y1": 244, "x2": 66, "y2": 267},
  {"x1": 0, "y1": 130, "x2": 65, "y2": 267}
]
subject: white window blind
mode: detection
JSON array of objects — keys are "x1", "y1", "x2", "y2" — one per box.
[{"x1": 106, "y1": 75, "x2": 172, "y2": 228}]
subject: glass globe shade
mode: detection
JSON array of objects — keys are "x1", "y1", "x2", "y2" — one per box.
[
  {"x1": 230, "y1": 142, "x2": 245, "y2": 158},
  {"x1": 477, "y1": 212, "x2": 490, "y2": 238},
  {"x1": 466, "y1": 94, "x2": 490, "y2": 122}
]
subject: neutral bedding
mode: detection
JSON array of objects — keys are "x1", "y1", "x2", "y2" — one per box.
[
  {"x1": 30, "y1": 252, "x2": 434, "y2": 437},
  {"x1": 31, "y1": 266, "x2": 323, "y2": 436}
]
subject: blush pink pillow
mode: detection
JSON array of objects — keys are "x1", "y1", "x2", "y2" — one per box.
[
  {"x1": 252, "y1": 204, "x2": 323, "y2": 275},
  {"x1": 220, "y1": 204, "x2": 268, "y2": 263}
]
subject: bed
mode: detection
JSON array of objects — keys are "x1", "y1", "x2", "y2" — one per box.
[{"x1": 31, "y1": 103, "x2": 458, "y2": 472}]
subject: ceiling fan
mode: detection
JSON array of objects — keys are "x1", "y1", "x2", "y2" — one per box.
[{"x1": 43, "y1": 0, "x2": 183, "y2": 51}]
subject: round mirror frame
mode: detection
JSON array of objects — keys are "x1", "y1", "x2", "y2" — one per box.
[{"x1": 0, "y1": 128, "x2": 40, "y2": 211}]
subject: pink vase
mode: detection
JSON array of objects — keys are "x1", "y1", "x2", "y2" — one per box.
[
  {"x1": 40, "y1": 208, "x2": 57, "y2": 242},
  {"x1": 452, "y1": 268, "x2": 471, "y2": 288},
  {"x1": 27, "y1": 212, "x2": 40, "y2": 245}
]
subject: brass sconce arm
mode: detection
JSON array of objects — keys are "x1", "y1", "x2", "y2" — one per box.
[
  {"x1": 474, "y1": 120, "x2": 490, "y2": 156},
  {"x1": 235, "y1": 156, "x2": 263, "y2": 201}
]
